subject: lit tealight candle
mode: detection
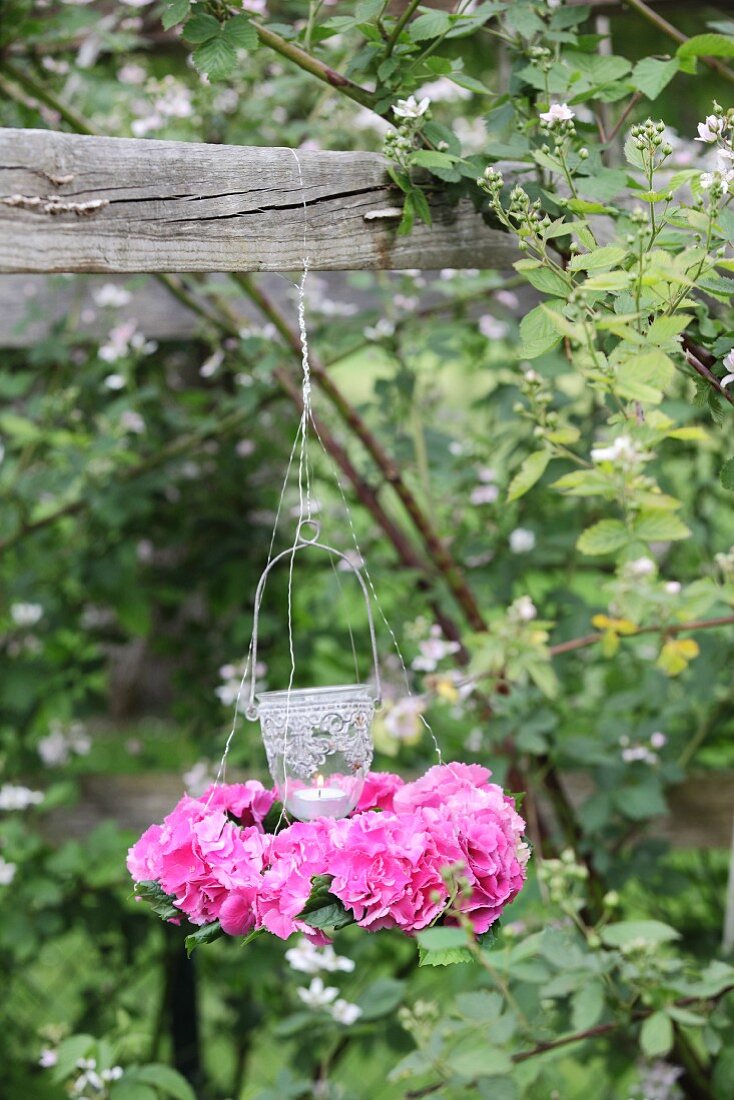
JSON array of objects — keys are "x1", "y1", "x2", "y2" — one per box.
[{"x1": 287, "y1": 774, "x2": 351, "y2": 821}]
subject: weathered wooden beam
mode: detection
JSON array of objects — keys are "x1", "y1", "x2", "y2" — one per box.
[{"x1": 0, "y1": 128, "x2": 519, "y2": 274}]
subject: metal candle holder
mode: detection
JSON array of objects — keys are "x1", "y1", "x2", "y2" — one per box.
[{"x1": 245, "y1": 521, "x2": 381, "y2": 820}]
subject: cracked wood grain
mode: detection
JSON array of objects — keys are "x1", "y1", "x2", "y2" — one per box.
[{"x1": 0, "y1": 128, "x2": 519, "y2": 273}]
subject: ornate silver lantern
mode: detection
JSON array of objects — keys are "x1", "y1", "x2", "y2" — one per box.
[{"x1": 245, "y1": 521, "x2": 381, "y2": 821}]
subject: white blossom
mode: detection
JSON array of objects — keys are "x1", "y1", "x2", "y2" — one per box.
[
  {"x1": 509, "y1": 527, "x2": 536, "y2": 554},
  {"x1": 696, "y1": 114, "x2": 726, "y2": 143},
  {"x1": 297, "y1": 977, "x2": 339, "y2": 1008},
  {"x1": 118, "y1": 63, "x2": 147, "y2": 85},
  {"x1": 0, "y1": 784, "x2": 44, "y2": 811},
  {"x1": 10, "y1": 602, "x2": 43, "y2": 626},
  {"x1": 183, "y1": 760, "x2": 217, "y2": 796},
  {"x1": 470, "y1": 484, "x2": 499, "y2": 506},
  {"x1": 539, "y1": 103, "x2": 575, "y2": 124},
  {"x1": 329, "y1": 999, "x2": 362, "y2": 1025},
  {"x1": 650, "y1": 731, "x2": 667, "y2": 749},
  {"x1": 120, "y1": 410, "x2": 146, "y2": 434},
  {"x1": 39, "y1": 1049, "x2": 58, "y2": 1068},
  {"x1": 495, "y1": 289, "x2": 519, "y2": 309},
  {"x1": 511, "y1": 595, "x2": 537, "y2": 622},
  {"x1": 0, "y1": 857, "x2": 16, "y2": 885},
  {"x1": 412, "y1": 630, "x2": 461, "y2": 672},
  {"x1": 384, "y1": 696, "x2": 426, "y2": 740},
  {"x1": 627, "y1": 556, "x2": 656, "y2": 578},
  {"x1": 236, "y1": 439, "x2": 255, "y2": 457},
  {"x1": 664, "y1": 581, "x2": 682, "y2": 595},
  {"x1": 101, "y1": 1067, "x2": 124, "y2": 1082},
  {"x1": 38, "y1": 721, "x2": 91, "y2": 767},
  {"x1": 200, "y1": 350, "x2": 224, "y2": 378},
  {"x1": 393, "y1": 95, "x2": 430, "y2": 120},
  {"x1": 104, "y1": 373, "x2": 126, "y2": 390},
  {"x1": 363, "y1": 318, "x2": 395, "y2": 342},
  {"x1": 286, "y1": 938, "x2": 355, "y2": 974},
  {"x1": 700, "y1": 169, "x2": 734, "y2": 193},
  {"x1": 591, "y1": 434, "x2": 647, "y2": 468},
  {"x1": 478, "y1": 315, "x2": 508, "y2": 340},
  {"x1": 93, "y1": 284, "x2": 132, "y2": 308}
]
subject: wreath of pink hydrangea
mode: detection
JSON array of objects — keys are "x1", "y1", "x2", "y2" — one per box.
[{"x1": 127, "y1": 764, "x2": 530, "y2": 952}]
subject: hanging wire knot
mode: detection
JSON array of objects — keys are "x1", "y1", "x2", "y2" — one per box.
[{"x1": 296, "y1": 519, "x2": 321, "y2": 544}]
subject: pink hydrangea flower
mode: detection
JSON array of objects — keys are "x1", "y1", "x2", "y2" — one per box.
[
  {"x1": 198, "y1": 781, "x2": 275, "y2": 828},
  {"x1": 328, "y1": 810, "x2": 455, "y2": 932},
  {"x1": 392, "y1": 762, "x2": 493, "y2": 812},
  {"x1": 127, "y1": 765, "x2": 528, "y2": 942},
  {"x1": 127, "y1": 823, "x2": 164, "y2": 884},
  {"x1": 356, "y1": 771, "x2": 405, "y2": 813},
  {"x1": 257, "y1": 820, "x2": 333, "y2": 940}
]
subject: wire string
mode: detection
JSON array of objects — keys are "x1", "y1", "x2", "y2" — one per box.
[{"x1": 211, "y1": 143, "x2": 445, "y2": 807}]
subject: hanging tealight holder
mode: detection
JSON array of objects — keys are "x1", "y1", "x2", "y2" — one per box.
[{"x1": 245, "y1": 520, "x2": 381, "y2": 821}]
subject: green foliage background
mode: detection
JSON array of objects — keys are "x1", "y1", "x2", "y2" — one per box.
[{"x1": 2, "y1": 2, "x2": 734, "y2": 1098}]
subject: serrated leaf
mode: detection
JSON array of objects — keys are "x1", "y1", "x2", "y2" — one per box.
[
  {"x1": 356, "y1": 978, "x2": 405, "y2": 1020},
  {"x1": 301, "y1": 900, "x2": 354, "y2": 931},
  {"x1": 455, "y1": 991, "x2": 503, "y2": 1022},
  {"x1": 223, "y1": 14, "x2": 258, "y2": 49},
  {"x1": 135, "y1": 1065, "x2": 196, "y2": 1100},
  {"x1": 134, "y1": 880, "x2": 180, "y2": 921},
  {"x1": 647, "y1": 314, "x2": 691, "y2": 343},
  {"x1": 182, "y1": 12, "x2": 221, "y2": 43},
  {"x1": 109, "y1": 1082, "x2": 156, "y2": 1100},
  {"x1": 720, "y1": 458, "x2": 734, "y2": 489},
  {"x1": 581, "y1": 270, "x2": 632, "y2": 292},
  {"x1": 677, "y1": 33, "x2": 734, "y2": 60},
  {"x1": 418, "y1": 945, "x2": 474, "y2": 966},
  {"x1": 193, "y1": 35, "x2": 236, "y2": 79},
  {"x1": 552, "y1": 469, "x2": 613, "y2": 496},
  {"x1": 601, "y1": 920, "x2": 680, "y2": 948},
  {"x1": 568, "y1": 245, "x2": 627, "y2": 272},
  {"x1": 640, "y1": 1011, "x2": 674, "y2": 1058},
  {"x1": 410, "y1": 187, "x2": 432, "y2": 227},
  {"x1": 185, "y1": 920, "x2": 223, "y2": 956},
  {"x1": 577, "y1": 519, "x2": 629, "y2": 555},
  {"x1": 624, "y1": 134, "x2": 645, "y2": 170},
  {"x1": 632, "y1": 511, "x2": 690, "y2": 542},
  {"x1": 519, "y1": 304, "x2": 564, "y2": 358},
  {"x1": 572, "y1": 981, "x2": 604, "y2": 1031},
  {"x1": 408, "y1": 10, "x2": 452, "y2": 40},
  {"x1": 446, "y1": 1044, "x2": 512, "y2": 1078},
  {"x1": 514, "y1": 261, "x2": 570, "y2": 296},
  {"x1": 616, "y1": 350, "x2": 676, "y2": 403},
  {"x1": 162, "y1": 0, "x2": 190, "y2": 30},
  {"x1": 416, "y1": 927, "x2": 473, "y2": 965},
  {"x1": 632, "y1": 57, "x2": 679, "y2": 99},
  {"x1": 657, "y1": 637, "x2": 699, "y2": 676},
  {"x1": 507, "y1": 450, "x2": 550, "y2": 502}
]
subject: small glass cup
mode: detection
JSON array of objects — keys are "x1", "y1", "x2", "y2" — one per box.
[{"x1": 255, "y1": 684, "x2": 374, "y2": 820}]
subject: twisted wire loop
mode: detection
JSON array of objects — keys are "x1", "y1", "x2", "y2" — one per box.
[{"x1": 245, "y1": 530, "x2": 383, "y2": 721}]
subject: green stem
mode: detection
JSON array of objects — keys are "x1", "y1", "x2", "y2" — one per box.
[
  {"x1": 385, "y1": 0, "x2": 421, "y2": 55},
  {"x1": 251, "y1": 20, "x2": 377, "y2": 110},
  {"x1": 0, "y1": 59, "x2": 97, "y2": 134},
  {"x1": 623, "y1": 0, "x2": 734, "y2": 85}
]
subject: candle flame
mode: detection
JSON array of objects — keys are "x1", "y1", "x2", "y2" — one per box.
[{"x1": 316, "y1": 773, "x2": 324, "y2": 792}]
